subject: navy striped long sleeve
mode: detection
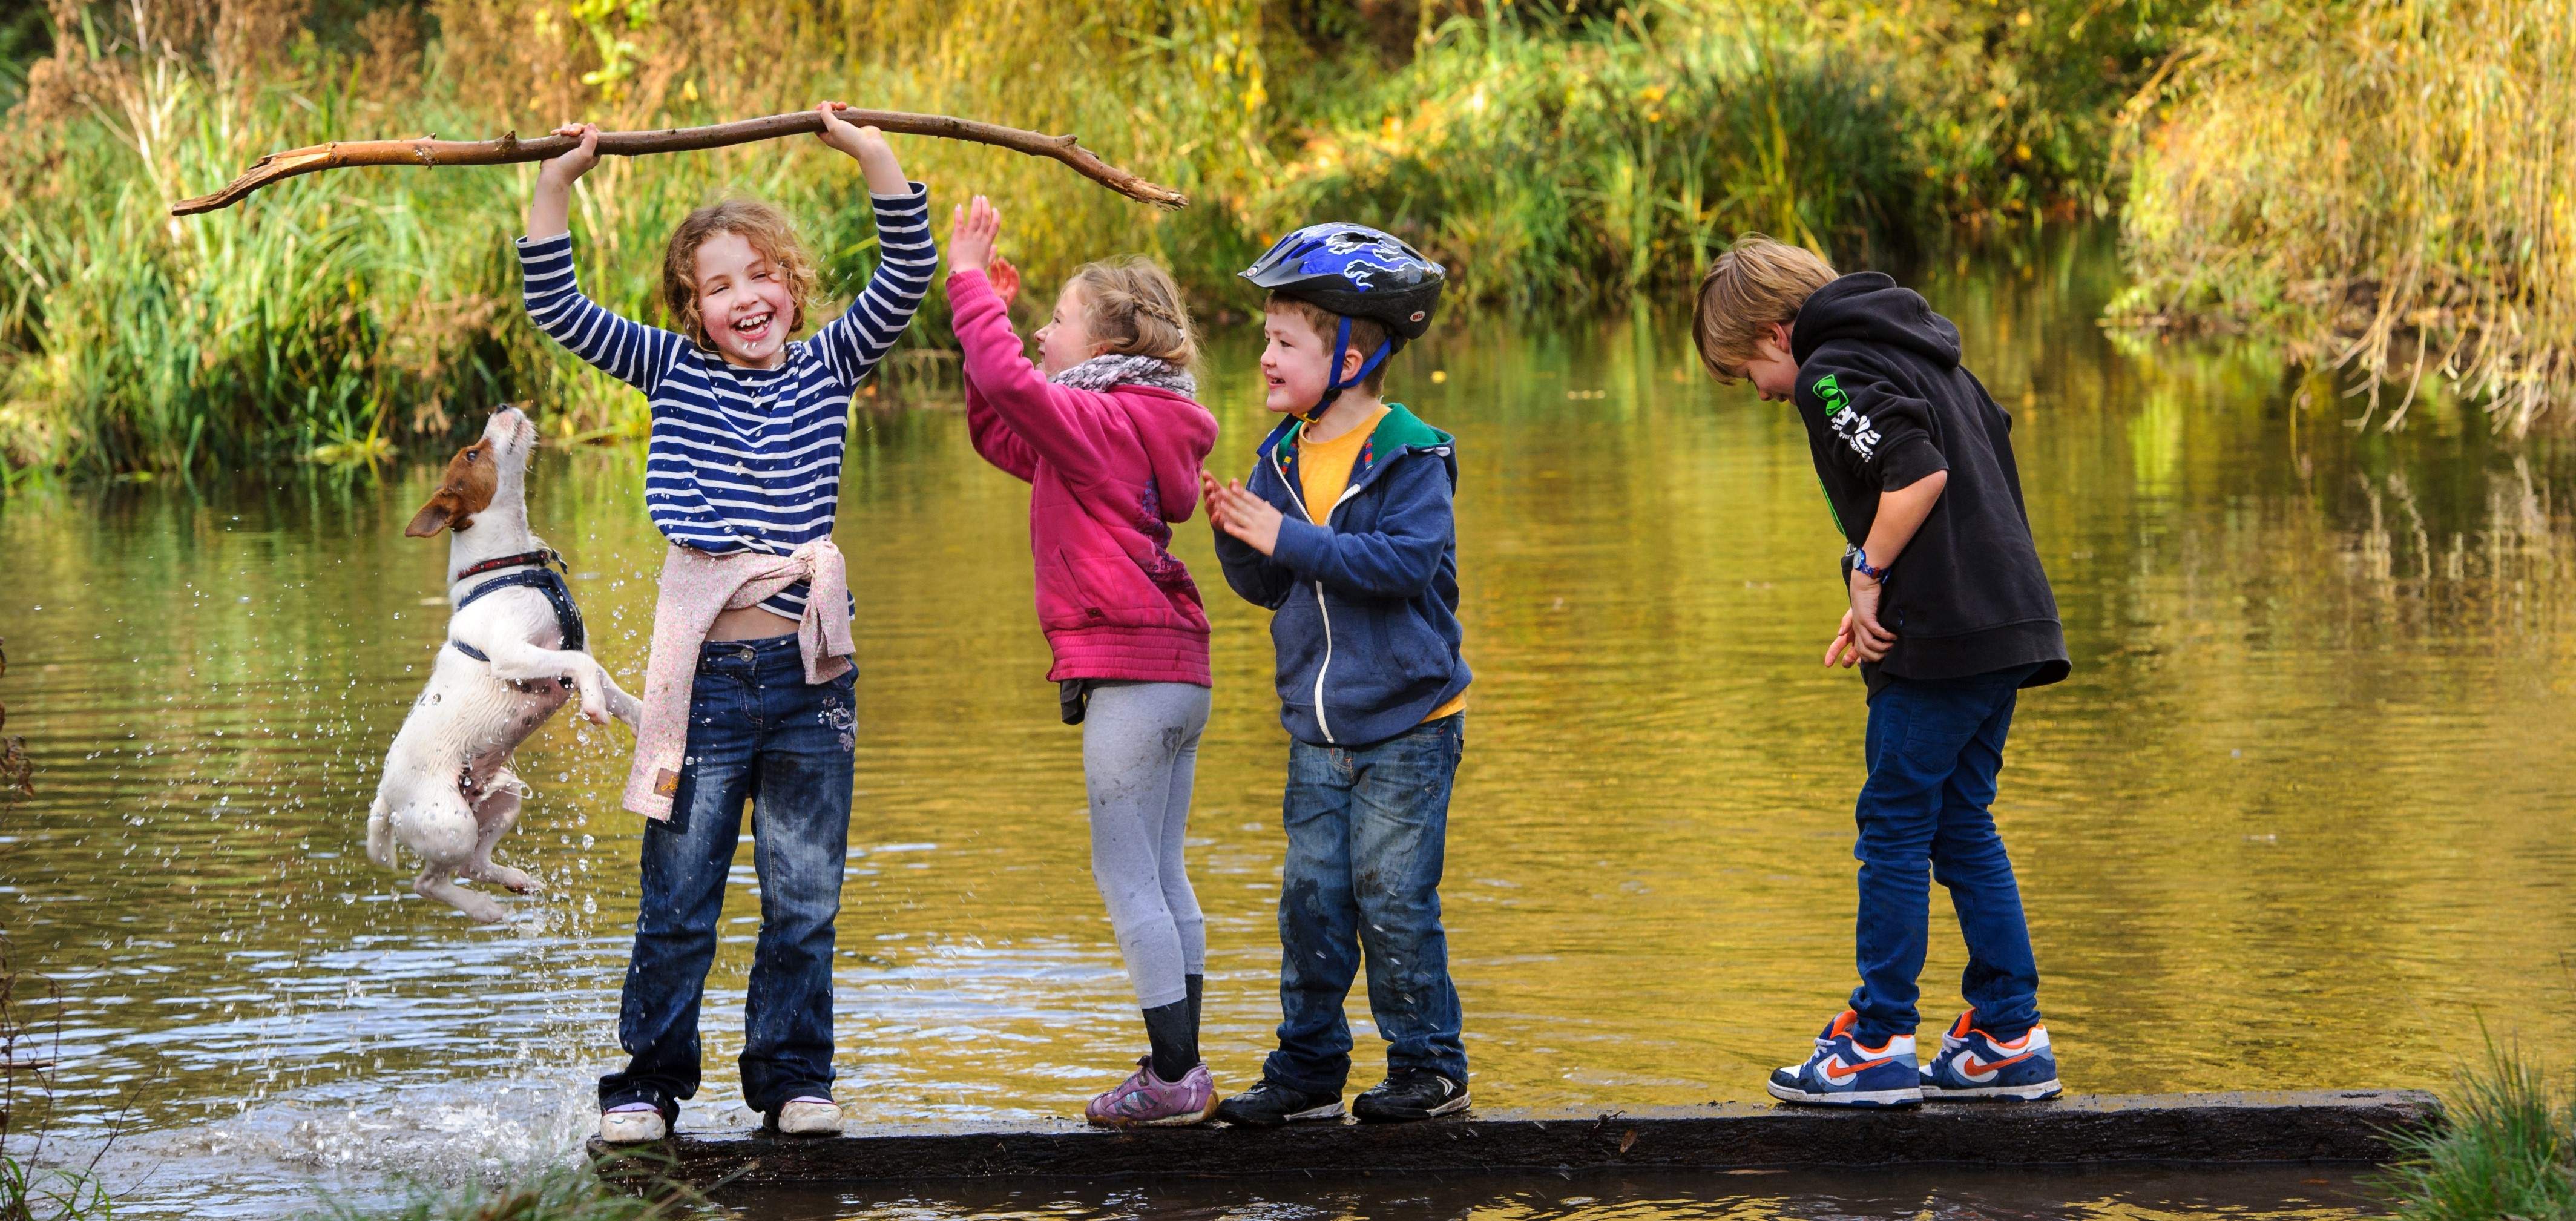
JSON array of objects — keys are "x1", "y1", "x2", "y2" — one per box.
[{"x1": 518, "y1": 183, "x2": 936, "y2": 621}]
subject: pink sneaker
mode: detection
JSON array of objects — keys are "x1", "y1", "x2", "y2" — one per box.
[{"x1": 1085, "y1": 1056, "x2": 1218, "y2": 1128}]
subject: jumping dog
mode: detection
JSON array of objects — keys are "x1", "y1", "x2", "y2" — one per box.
[{"x1": 367, "y1": 406, "x2": 640, "y2": 921}]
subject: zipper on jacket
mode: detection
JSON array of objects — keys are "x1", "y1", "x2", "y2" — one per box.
[{"x1": 1269, "y1": 442, "x2": 1339, "y2": 744}]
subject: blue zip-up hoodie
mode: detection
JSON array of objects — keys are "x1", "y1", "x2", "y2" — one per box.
[{"x1": 1212, "y1": 404, "x2": 1471, "y2": 748}]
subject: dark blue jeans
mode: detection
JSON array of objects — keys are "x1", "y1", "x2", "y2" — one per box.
[
  {"x1": 599, "y1": 634, "x2": 856, "y2": 1117},
  {"x1": 1266, "y1": 714, "x2": 1468, "y2": 1094},
  {"x1": 1848, "y1": 664, "x2": 2044, "y2": 1044}
]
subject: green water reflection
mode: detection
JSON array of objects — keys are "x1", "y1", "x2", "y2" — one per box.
[{"x1": 0, "y1": 231, "x2": 2568, "y2": 1213}]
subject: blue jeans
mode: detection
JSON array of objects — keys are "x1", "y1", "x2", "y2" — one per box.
[
  {"x1": 599, "y1": 634, "x2": 856, "y2": 1117},
  {"x1": 1848, "y1": 664, "x2": 2044, "y2": 1044},
  {"x1": 1266, "y1": 714, "x2": 1468, "y2": 1094}
]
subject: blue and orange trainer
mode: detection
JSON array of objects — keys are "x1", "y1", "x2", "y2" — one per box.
[
  {"x1": 1919, "y1": 1009, "x2": 2062, "y2": 1101},
  {"x1": 1765, "y1": 1009, "x2": 1922, "y2": 1107}
]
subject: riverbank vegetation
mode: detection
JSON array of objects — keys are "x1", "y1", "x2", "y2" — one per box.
[
  {"x1": 2380, "y1": 1048, "x2": 2576, "y2": 1220},
  {"x1": 0, "y1": 941, "x2": 115, "y2": 1221},
  {"x1": 321, "y1": 1162, "x2": 705, "y2": 1220},
  {"x1": 2114, "y1": 0, "x2": 2575, "y2": 435},
  {"x1": 0, "y1": 0, "x2": 2568, "y2": 475}
]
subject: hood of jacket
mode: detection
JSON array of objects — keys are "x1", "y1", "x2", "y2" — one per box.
[
  {"x1": 1790, "y1": 272, "x2": 1963, "y2": 371},
  {"x1": 1260, "y1": 403, "x2": 1456, "y2": 501},
  {"x1": 1111, "y1": 386, "x2": 1221, "y2": 522}
]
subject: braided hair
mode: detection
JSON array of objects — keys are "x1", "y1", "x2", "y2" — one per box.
[{"x1": 1068, "y1": 256, "x2": 1197, "y2": 367}]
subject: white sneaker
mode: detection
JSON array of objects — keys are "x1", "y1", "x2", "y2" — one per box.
[
  {"x1": 774, "y1": 1097, "x2": 843, "y2": 1136},
  {"x1": 598, "y1": 1106, "x2": 668, "y2": 1144}
]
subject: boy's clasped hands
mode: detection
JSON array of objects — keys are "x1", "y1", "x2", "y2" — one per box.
[
  {"x1": 1825, "y1": 574, "x2": 1897, "y2": 670},
  {"x1": 1201, "y1": 473, "x2": 1283, "y2": 556}
]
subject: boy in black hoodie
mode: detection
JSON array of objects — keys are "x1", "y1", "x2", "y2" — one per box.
[{"x1": 1693, "y1": 235, "x2": 2070, "y2": 1108}]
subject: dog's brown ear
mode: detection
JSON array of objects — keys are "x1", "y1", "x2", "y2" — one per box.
[
  {"x1": 406, "y1": 439, "x2": 499, "y2": 537},
  {"x1": 406, "y1": 494, "x2": 457, "y2": 537}
]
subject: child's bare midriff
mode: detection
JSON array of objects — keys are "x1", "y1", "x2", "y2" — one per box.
[{"x1": 706, "y1": 605, "x2": 800, "y2": 641}]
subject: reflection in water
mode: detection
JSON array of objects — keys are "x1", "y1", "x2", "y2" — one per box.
[
  {"x1": 733, "y1": 1165, "x2": 2385, "y2": 1220},
  {"x1": 0, "y1": 231, "x2": 2568, "y2": 1216}
]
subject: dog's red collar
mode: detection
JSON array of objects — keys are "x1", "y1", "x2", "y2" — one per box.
[{"x1": 452, "y1": 548, "x2": 565, "y2": 583}]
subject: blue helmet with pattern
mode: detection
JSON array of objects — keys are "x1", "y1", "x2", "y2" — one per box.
[{"x1": 1240, "y1": 223, "x2": 1445, "y2": 416}]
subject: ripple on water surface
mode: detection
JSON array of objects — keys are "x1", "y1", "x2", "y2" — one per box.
[{"x1": 0, "y1": 233, "x2": 2569, "y2": 1216}]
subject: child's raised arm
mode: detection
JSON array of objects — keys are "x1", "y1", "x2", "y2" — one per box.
[
  {"x1": 808, "y1": 102, "x2": 938, "y2": 388},
  {"x1": 516, "y1": 122, "x2": 682, "y2": 393},
  {"x1": 950, "y1": 246, "x2": 1042, "y2": 483},
  {"x1": 526, "y1": 122, "x2": 600, "y2": 242}
]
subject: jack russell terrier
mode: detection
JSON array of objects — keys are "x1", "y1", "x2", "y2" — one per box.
[{"x1": 367, "y1": 406, "x2": 640, "y2": 921}]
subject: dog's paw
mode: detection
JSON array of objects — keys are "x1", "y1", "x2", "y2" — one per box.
[
  {"x1": 455, "y1": 893, "x2": 510, "y2": 923},
  {"x1": 478, "y1": 865, "x2": 538, "y2": 894}
]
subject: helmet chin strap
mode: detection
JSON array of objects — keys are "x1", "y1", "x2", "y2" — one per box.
[{"x1": 1299, "y1": 316, "x2": 1393, "y2": 423}]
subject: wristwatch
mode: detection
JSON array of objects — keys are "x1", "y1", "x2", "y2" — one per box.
[{"x1": 1848, "y1": 546, "x2": 1891, "y2": 582}]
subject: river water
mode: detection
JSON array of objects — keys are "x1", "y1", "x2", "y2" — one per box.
[{"x1": 0, "y1": 232, "x2": 2568, "y2": 1217}]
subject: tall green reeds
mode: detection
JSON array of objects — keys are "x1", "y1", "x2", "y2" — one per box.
[
  {"x1": 2379, "y1": 1048, "x2": 2576, "y2": 1220},
  {"x1": 2116, "y1": 0, "x2": 2576, "y2": 435},
  {"x1": 0, "y1": 0, "x2": 2292, "y2": 475}
]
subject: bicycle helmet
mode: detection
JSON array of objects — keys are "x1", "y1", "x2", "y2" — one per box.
[{"x1": 1241, "y1": 223, "x2": 1445, "y2": 416}]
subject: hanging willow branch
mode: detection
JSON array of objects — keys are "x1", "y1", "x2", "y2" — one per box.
[{"x1": 171, "y1": 108, "x2": 1188, "y2": 216}]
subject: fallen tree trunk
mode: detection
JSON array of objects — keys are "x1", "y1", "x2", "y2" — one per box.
[{"x1": 171, "y1": 108, "x2": 1187, "y2": 216}]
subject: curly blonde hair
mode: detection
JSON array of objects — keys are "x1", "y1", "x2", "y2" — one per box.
[
  {"x1": 1068, "y1": 257, "x2": 1197, "y2": 367},
  {"x1": 662, "y1": 198, "x2": 819, "y2": 349}
]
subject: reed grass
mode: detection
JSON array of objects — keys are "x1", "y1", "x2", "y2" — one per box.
[
  {"x1": 2115, "y1": 0, "x2": 2576, "y2": 435},
  {"x1": 315, "y1": 1161, "x2": 710, "y2": 1221},
  {"x1": 2377, "y1": 1047, "x2": 2576, "y2": 1220},
  {"x1": 0, "y1": 0, "x2": 2423, "y2": 476},
  {"x1": 0, "y1": 934, "x2": 116, "y2": 1221}
]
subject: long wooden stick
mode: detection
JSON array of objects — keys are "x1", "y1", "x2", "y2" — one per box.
[{"x1": 171, "y1": 108, "x2": 1188, "y2": 216}]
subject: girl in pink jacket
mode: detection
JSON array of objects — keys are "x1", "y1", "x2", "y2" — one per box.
[{"x1": 947, "y1": 197, "x2": 1223, "y2": 1126}]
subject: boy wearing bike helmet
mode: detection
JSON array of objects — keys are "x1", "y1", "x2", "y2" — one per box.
[{"x1": 1200, "y1": 223, "x2": 1471, "y2": 1126}]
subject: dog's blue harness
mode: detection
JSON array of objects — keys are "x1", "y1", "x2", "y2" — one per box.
[{"x1": 445, "y1": 549, "x2": 586, "y2": 663}]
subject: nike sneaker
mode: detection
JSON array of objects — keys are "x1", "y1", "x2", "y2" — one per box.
[
  {"x1": 1920, "y1": 1009, "x2": 2062, "y2": 1101},
  {"x1": 1766, "y1": 1009, "x2": 1922, "y2": 1107}
]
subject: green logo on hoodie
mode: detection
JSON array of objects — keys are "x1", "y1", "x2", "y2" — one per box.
[{"x1": 1812, "y1": 373, "x2": 1851, "y2": 418}]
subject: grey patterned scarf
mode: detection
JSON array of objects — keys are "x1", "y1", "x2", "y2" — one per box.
[{"x1": 1048, "y1": 353, "x2": 1197, "y2": 398}]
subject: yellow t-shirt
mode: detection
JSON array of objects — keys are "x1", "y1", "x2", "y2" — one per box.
[{"x1": 1295, "y1": 407, "x2": 1468, "y2": 724}]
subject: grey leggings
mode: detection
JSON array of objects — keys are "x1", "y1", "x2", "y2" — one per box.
[{"x1": 1081, "y1": 680, "x2": 1212, "y2": 1010}]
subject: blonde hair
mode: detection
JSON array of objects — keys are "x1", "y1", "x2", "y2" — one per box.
[
  {"x1": 1692, "y1": 234, "x2": 1838, "y2": 382},
  {"x1": 662, "y1": 198, "x2": 819, "y2": 349},
  {"x1": 1068, "y1": 257, "x2": 1197, "y2": 366},
  {"x1": 1264, "y1": 294, "x2": 1392, "y2": 395}
]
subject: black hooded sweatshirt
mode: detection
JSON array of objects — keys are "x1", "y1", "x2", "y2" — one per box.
[{"x1": 1789, "y1": 272, "x2": 2070, "y2": 696}]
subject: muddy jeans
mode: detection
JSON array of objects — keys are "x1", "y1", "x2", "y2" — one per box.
[
  {"x1": 599, "y1": 633, "x2": 856, "y2": 1117},
  {"x1": 1264, "y1": 714, "x2": 1468, "y2": 1095}
]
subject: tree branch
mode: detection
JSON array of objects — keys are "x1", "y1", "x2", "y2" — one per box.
[{"x1": 171, "y1": 108, "x2": 1188, "y2": 216}]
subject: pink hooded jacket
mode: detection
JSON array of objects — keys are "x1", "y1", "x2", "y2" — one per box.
[{"x1": 950, "y1": 267, "x2": 1218, "y2": 686}]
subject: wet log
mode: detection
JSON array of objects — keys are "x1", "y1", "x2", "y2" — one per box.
[
  {"x1": 171, "y1": 108, "x2": 1188, "y2": 216},
  {"x1": 594, "y1": 1090, "x2": 2442, "y2": 1188}
]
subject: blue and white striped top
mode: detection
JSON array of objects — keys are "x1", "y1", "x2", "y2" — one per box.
[{"x1": 516, "y1": 184, "x2": 938, "y2": 620}]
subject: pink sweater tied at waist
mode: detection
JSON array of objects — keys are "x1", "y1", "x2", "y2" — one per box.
[{"x1": 623, "y1": 539, "x2": 855, "y2": 820}]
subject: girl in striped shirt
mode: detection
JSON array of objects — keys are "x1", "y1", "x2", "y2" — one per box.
[{"x1": 519, "y1": 104, "x2": 936, "y2": 1145}]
